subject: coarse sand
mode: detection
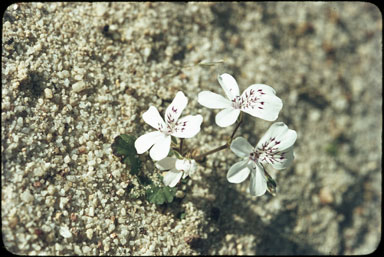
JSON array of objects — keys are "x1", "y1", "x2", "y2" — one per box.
[{"x1": 2, "y1": 2, "x2": 381, "y2": 255}]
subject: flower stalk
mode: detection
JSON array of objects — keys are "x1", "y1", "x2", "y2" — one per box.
[
  {"x1": 193, "y1": 143, "x2": 228, "y2": 161},
  {"x1": 193, "y1": 112, "x2": 243, "y2": 161},
  {"x1": 179, "y1": 138, "x2": 184, "y2": 155}
]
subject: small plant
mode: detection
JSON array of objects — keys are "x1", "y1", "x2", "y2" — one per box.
[
  {"x1": 111, "y1": 134, "x2": 141, "y2": 175},
  {"x1": 112, "y1": 71, "x2": 297, "y2": 205}
]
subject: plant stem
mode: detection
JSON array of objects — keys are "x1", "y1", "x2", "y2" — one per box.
[
  {"x1": 193, "y1": 113, "x2": 244, "y2": 161},
  {"x1": 179, "y1": 138, "x2": 184, "y2": 155},
  {"x1": 229, "y1": 112, "x2": 243, "y2": 143},
  {"x1": 193, "y1": 143, "x2": 229, "y2": 161}
]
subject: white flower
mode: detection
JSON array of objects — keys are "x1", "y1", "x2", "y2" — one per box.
[
  {"x1": 198, "y1": 73, "x2": 283, "y2": 127},
  {"x1": 135, "y1": 91, "x2": 203, "y2": 161},
  {"x1": 156, "y1": 157, "x2": 197, "y2": 187},
  {"x1": 227, "y1": 122, "x2": 297, "y2": 196}
]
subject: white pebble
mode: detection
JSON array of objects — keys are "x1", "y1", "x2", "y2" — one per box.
[
  {"x1": 108, "y1": 223, "x2": 115, "y2": 233},
  {"x1": 82, "y1": 246, "x2": 91, "y2": 254},
  {"x1": 72, "y1": 81, "x2": 87, "y2": 93},
  {"x1": 59, "y1": 226, "x2": 72, "y2": 238},
  {"x1": 62, "y1": 70, "x2": 69, "y2": 78},
  {"x1": 116, "y1": 188, "x2": 125, "y2": 196},
  {"x1": 86, "y1": 228, "x2": 94, "y2": 240},
  {"x1": 60, "y1": 197, "x2": 69, "y2": 209},
  {"x1": 74, "y1": 74, "x2": 83, "y2": 81},
  {"x1": 21, "y1": 189, "x2": 34, "y2": 203},
  {"x1": 143, "y1": 47, "x2": 151, "y2": 58},
  {"x1": 89, "y1": 206, "x2": 95, "y2": 217},
  {"x1": 47, "y1": 185, "x2": 56, "y2": 195},
  {"x1": 46, "y1": 133, "x2": 53, "y2": 142},
  {"x1": 88, "y1": 159, "x2": 96, "y2": 166},
  {"x1": 41, "y1": 224, "x2": 52, "y2": 233},
  {"x1": 55, "y1": 243, "x2": 63, "y2": 252},
  {"x1": 74, "y1": 245, "x2": 82, "y2": 255},
  {"x1": 112, "y1": 170, "x2": 121, "y2": 178},
  {"x1": 17, "y1": 117, "x2": 23, "y2": 127},
  {"x1": 64, "y1": 155, "x2": 71, "y2": 164},
  {"x1": 64, "y1": 78, "x2": 70, "y2": 87},
  {"x1": 95, "y1": 3, "x2": 107, "y2": 16},
  {"x1": 44, "y1": 88, "x2": 53, "y2": 99}
]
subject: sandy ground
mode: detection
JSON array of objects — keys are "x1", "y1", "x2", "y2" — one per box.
[{"x1": 2, "y1": 2, "x2": 381, "y2": 255}]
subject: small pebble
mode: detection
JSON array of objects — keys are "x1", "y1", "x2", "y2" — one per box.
[
  {"x1": 86, "y1": 228, "x2": 93, "y2": 240},
  {"x1": 44, "y1": 88, "x2": 53, "y2": 99},
  {"x1": 64, "y1": 155, "x2": 71, "y2": 164},
  {"x1": 82, "y1": 246, "x2": 91, "y2": 254},
  {"x1": 72, "y1": 81, "x2": 87, "y2": 93},
  {"x1": 21, "y1": 189, "x2": 34, "y2": 203},
  {"x1": 89, "y1": 206, "x2": 95, "y2": 217},
  {"x1": 319, "y1": 187, "x2": 334, "y2": 204},
  {"x1": 59, "y1": 226, "x2": 72, "y2": 238}
]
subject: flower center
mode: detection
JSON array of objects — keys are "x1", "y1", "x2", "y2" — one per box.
[
  {"x1": 249, "y1": 151, "x2": 260, "y2": 162},
  {"x1": 231, "y1": 89, "x2": 265, "y2": 110},
  {"x1": 256, "y1": 137, "x2": 286, "y2": 164},
  {"x1": 231, "y1": 96, "x2": 242, "y2": 109}
]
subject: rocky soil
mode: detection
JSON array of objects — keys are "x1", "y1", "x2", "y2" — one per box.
[{"x1": 2, "y1": 2, "x2": 381, "y2": 255}]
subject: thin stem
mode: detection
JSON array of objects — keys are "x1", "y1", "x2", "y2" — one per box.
[
  {"x1": 193, "y1": 112, "x2": 244, "y2": 161},
  {"x1": 179, "y1": 138, "x2": 184, "y2": 155},
  {"x1": 193, "y1": 143, "x2": 228, "y2": 161},
  {"x1": 229, "y1": 112, "x2": 243, "y2": 142}
]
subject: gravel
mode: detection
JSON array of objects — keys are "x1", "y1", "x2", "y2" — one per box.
[{"x1": 2, "y1": 2, "x2": 381, "y2": 255}]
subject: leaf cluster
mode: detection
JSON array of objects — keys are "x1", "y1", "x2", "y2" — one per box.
[
  {"x1": 145, "y1": 186, "x2": 177, "y2": 205},
  {"x1": 111, "y1": 134, "x2": 178, "y2": 205},
  {"x1": 111, "y1": 134, "x2": 141, "y2": 175}
]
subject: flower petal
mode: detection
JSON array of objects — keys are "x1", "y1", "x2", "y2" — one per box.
[
  {"x1": 249, "y1": 163, "x2": 267, "y2": 197},
  {"x1": 163, "y1": 169, "x2": 183, "y2": 187},
  {"x1": 240, "y1": 84, "x2": 283, "y2": 121},
  {"x1": 142, "y1": 106, "x2": 166, "y2": 131},
  {"x1": 255, "y1": 122, "x2": 297, "y2": 169},
  {"x1": 257, "y1": 122, "x2": 297, "y2": 151},
  {"x1": 227, "y1": 160, "x2": 251, "y2": 183},
  {"x1": 149, "y1": 133, "x2": 171, "y2": 161},
  {"x1": 176, "y1": 159, "x2": 197, "y2": 178},
  {"x1": 270, "y1": 146, "x2": 295, "y2": 170},
  {"x1": 218, "y1": 73, "x2": 240, "y2": 100},
  {"x1": 215, "y1": 108, "x2": 240, "y2": 127},
  {"x1": 175, "y1": 159, "x2": 189, "y2": 171},
  {"x1": 171, "y1": 115, "x2": 203, "y2": 138},
  {"x1": 156, "y1": 157, "x2": 177, "y2": 171},
  {"x1": 134, "y1": 131, "x2": 164, "y2": 154},
  {"x1": 230, "y1": 137, "x2": 254, "y2": 158},
  {"x1": 197, "y1": 91, "x2": 232, "y2": 109},
  {"x1": 165, "y1": 91, "x2": 188, "y2": 126}
]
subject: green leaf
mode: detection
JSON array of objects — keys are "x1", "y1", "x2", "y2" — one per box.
[
  {"x1": 325, "y1": 142, "x2": 339, "y2": 156},
  {"x1": 177, "y1": 211, "x2": 186, "y2": 219},
  {"x1": 146, "y1": 185, "x2": 177, "y2": 205},
  {"x1": 111, "y1": 134, "x2": 141, "y2": 175},
  {"x1": 112, "y1": 134, "x2": 135, "y2": 154},
  {"x1": 138, "y1": 174, "x2": 152, "y2": 186}
]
